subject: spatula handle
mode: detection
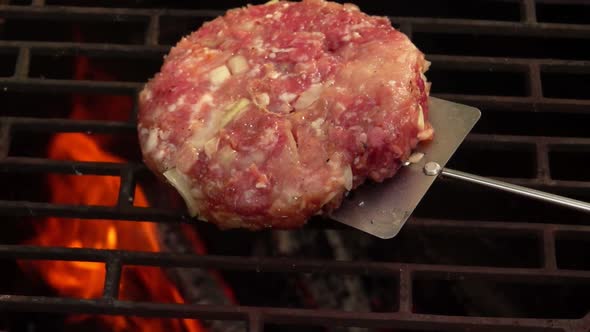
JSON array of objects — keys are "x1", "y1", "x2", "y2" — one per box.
[{"x1": 441, "y1": 168, "x2": 590, "y2": 214}]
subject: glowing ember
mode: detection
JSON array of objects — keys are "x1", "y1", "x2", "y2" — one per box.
[{"x1": 18, "y1": 55, "x2": 206, "y2": 332}]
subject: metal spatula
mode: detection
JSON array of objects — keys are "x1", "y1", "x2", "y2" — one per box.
[{"x1": 331, "y1": 97, "x2": 590, "y2": 239}]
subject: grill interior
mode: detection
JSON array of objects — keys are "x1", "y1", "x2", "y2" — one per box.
[{"x1": 1, "y1": 0, "x2": 590, "y2": 331}]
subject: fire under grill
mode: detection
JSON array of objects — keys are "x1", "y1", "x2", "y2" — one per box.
[{"x1": 1, "y1": 0, "x2": 590, "y2": 331}]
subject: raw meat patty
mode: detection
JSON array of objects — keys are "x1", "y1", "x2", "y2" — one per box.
[{"x1": 138, "y1": 0, "x2": 433, "y2": 229}]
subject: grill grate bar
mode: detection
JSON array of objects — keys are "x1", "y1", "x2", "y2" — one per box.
[
  {"x1": 536, "y1": 142, "x2": 551, "y2": 182},
  {"x1": 0, "y1": 123, "x2": 10, "y2": 159},
  {"x1": 3, "y1": 245, "x2": 590, "y2": 281},
  {"x1": 102, "y1": 257, "x2": 122, "y2": 300},
  {"x1": 4, "y1": 117, "x2": 135, "y2": 133},
  {"x1": 14, "y1": 47, "x2": 30, "y2": 78},
  {"x1": 411, "y1": 217, "x2": 590, "y2": 233},
  {"x1": 528, "y1": 63, "x2": 543, "y2": 97},
  {"x1": 0, "y1": 200, "x2": 187, "y2": 222},
  {"x1": 435, "y1": 94, "x2": 590, "y2": 114},
  {"x1": 262, "y1": 310, "x2": 569, "y2": 331},
  {"x1": 0, "y1": 156, "x2": 138, "y2": 175},
  {"x1": 427, "y1": 55, "x2": 590, "y2": 68},
  {"x1": 248, "y1": 312, "x2": 264, "y2": 332},
  {"x1": 0, "y1": 295, "x2": 573, "y2": 331},
  {"x1": 466, "y1": 133, "x2": 590, "y2": 146},
  {"x1": 270, "y1": 311, "x2": 573, "y2": 331},
  {"x1": 398, "y1": 269, "x2": 412, "y2": 313},
  {"x1": 521, "y1": 0, "x2": 537, "y2": 23},
  {"x1": 542, "y1": 229, "x2": 558, "y2": 269},
  {"x1": 1, "y1": 5, "x2": 590, "y2": 42},
  {"x1": 145, "y1": 14, "x2": 160, "y2": 46},
  {"x1": 405, "y1": 17, "x2": 590, "y2": 37},
  {"x1": 0, "y1": 5, "x2": 223, "y2": 20},
  {"x1": 0, "y1": 40, "x2": 169, "y2": 56},
  {"x1": 0, "y1": 78, "x2": 140, "y2": 94},
  {"x1": 398, "y1": 22, "x2": 413, "y2": 39},
  {"x1": 117, "y1": 166, "x2": 137, "y2": 208}
]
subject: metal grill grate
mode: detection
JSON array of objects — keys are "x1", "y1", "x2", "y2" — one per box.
[{"x1": 1, "y1": 0, "x2": 590, "y2": 331}]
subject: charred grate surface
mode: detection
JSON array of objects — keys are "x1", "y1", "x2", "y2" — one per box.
[{"x1": 1, "y1": 0, "x2": 590, "y2": 331}]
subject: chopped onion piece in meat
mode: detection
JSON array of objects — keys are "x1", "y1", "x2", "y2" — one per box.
[
  {"x1": 204, "y1": 137, "x2": 220, "y2": 158},
  {"x1": 209, "y1": 65, "x2": 231, "y2": 85},
  {"x1": 163, "y1": 168, "x2": 199, "y2": 217},
  {"x1": 293, "y1": 84, "x2": 323, "y2": 110},
  {"x1": 255, "y1": 93, "x2": 270, "y2": 107},
  {"x1": 284, "y1": 128, "x2": 300, "y2": 160},
  {"x1": 220, "y1": 98, "x2": 251, "y2": 127},
  {"x1": 343, "y1": 165, "x2": 353, "y2": 191},
  {"x1": 227, "y1": 55, "x2": 249, "y2": 74},
  {"x1": 418, "y1": 127, "x2": 434, "y2": 141},
  {"x1": 417, "y1": 105, "x2": 425, "y2": 131},
  {"x1": 218, "y1": 146, "x2": 238, "y2": 168}
]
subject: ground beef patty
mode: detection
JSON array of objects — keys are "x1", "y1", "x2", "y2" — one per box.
[{"x1": 138, "y1": 0, "x2": 433, "y2": 229}]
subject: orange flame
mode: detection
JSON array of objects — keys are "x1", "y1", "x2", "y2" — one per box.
[{"x1": 19, "y1": 55, "x2": 206, "y2": 332}]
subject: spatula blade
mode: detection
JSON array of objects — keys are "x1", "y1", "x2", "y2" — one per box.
[{"x1": 330, "y1": 97, "x2": 481, "y2": 239}]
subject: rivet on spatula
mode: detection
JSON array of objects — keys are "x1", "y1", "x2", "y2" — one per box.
[{"x1": 424, "y1": 162, "x2": 442, "y2": 176}]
